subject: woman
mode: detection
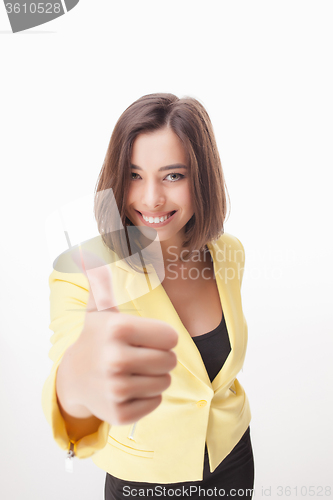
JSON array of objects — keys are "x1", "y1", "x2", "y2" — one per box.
[{"x1": 42, "y1": 93, "x2": 254, "y2": 499}]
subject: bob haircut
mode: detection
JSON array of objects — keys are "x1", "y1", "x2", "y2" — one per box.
[{"x1": 94, "y1": 93, "x2": 229, "y2": 273}]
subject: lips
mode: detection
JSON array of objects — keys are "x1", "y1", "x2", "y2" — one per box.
[{"x1": 136, "y1": 210, "x2": 176, "y2": 217}]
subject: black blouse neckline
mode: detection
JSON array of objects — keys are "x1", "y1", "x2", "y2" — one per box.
[{"x1": 191, "y1": 314, "x2": 225, "y2": 341}]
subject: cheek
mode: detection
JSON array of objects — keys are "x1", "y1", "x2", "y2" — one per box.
[
  {"x1": 181, "y1": 186, "x2": 193, "y2": 210},
  {"x1": 125, "y1": 185, "x2": 135, "y2": 207}
]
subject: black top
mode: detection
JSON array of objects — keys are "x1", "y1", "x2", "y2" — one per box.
[
  {"x1": 191, "y1": 313, "x2": 231, "y2": 383},
  {"x1": 105, "y1": 314, "x2": 250, "y2": 499}
]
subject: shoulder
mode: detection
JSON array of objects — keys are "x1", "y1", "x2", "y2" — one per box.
[
  {"x1": 49, "y1": 236, "x2": 120, "y2": 300},
  {"x1": 49, "y1": 268, "x2": 89, "y2": 292},
  {"x1": 212, "y1": 232, "x2": 245, "y2": 264}
]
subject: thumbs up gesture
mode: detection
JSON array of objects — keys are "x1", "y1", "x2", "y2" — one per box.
[{"x1": 55, "y1": 247, "x2": 178, "y2": 437}]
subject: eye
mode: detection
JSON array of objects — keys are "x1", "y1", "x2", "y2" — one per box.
[
  {"x1": 130, "y1": 172, "x2": 185, "y2": 182},
  {"x1": 166, "y1": 173, "x2": 185, "y2": 182},
  {"x1": 131, "y1": 172, "x2": 141, "y2": 180}
]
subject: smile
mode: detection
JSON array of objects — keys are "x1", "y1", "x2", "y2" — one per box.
[{"x1": 135, "y1": 210, "x2": 177, "y2": 226}]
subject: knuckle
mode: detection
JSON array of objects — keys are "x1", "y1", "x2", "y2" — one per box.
[
  {"x1": 110, "y1": 378, "x2": 129, "y2": 402},
  {"x1": 116, "y1": 414, "x2": 129, "y2": 426},
  {"x1": 163, "y1": 373, "x2": 172, "y2": 389},
  {"x1": 108, "y1": 357, "x2": 126, "y2": 375},
  {"x1": 167, "y1": 351, "x2": 177, "y2": 370},
  {"x1": 107, "y1": 318, "x2": 122, "y2": 337},
  {"x1": 113, "y1": 406, "x2": 129, "y2": 426},
  {"x1": 109, "y1": 319, "x2": 131, "y2": 341},
  {"x1": 107, "y1": 344, "x2": 127, "y2": 372}
]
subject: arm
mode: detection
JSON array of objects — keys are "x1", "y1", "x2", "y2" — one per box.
[
  {"x1": 56, "y1": 343, "x2": 103, "y2": 442},
  {"x1": 41, "y1": 269, "x2": 110, "y2": 458}
]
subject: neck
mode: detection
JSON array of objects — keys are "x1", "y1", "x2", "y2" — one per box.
[{"x1": 159, "y1": 234, "x2": 190, "y2": 264}]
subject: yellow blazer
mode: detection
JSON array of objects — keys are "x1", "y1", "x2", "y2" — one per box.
[{"x1": 41, "y1": 232, "x2": 251, "y2": 483}]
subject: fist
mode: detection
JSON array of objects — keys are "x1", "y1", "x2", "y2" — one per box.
[{"x1": 56, "y1": 246, "x2": 178, "y2": 427}]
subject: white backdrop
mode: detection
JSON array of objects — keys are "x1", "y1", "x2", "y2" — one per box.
[{"x1": 1, "y1": 1, "x2": 332, "y2": 499}]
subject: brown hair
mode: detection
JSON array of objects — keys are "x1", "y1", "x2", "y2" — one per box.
[{"x1": 94, "y1": 93, "x2": 229, "y2": 272}]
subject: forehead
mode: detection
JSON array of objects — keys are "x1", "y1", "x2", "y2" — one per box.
[{"x1": 131, "y1": 128, "x2": 188, "y2": 168}]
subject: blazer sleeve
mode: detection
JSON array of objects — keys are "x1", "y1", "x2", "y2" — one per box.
[{"x1": 41, "y1": 269, "x2": 110, "y2": 459}]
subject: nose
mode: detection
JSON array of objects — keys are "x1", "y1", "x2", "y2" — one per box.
[{"x1": 141, "y1": 178, "x2": 166, "y2": 209}]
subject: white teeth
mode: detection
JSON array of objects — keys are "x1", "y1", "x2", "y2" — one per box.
[{"x1": 142, "y1": 212, "x2": 173, "y2": 223}]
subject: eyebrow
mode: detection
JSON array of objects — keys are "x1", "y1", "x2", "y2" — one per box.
[{"x1": 130, "y1": 163, "x2": 188, "y2": 172}]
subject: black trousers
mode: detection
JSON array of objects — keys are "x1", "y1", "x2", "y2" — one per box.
[{"x1": 105, "y1": 427, "x2": 254, "y2": 499}]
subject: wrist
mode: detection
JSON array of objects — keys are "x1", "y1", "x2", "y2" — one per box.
[{"x1": 56, "y1": 344, "x2": 91, "y2": 419}]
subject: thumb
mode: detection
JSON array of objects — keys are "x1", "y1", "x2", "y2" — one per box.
[{"x1": 73, "y1": 245, "x2": 120, "y2": 313}]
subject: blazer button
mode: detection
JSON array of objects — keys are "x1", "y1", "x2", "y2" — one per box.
[{"x1": 196, "y1": 400, "x2": 207, "y2": 408}]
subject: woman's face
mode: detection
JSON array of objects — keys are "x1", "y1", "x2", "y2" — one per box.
[{"x1": 125, "y1": 127, "x2": 194, "y2": 247}]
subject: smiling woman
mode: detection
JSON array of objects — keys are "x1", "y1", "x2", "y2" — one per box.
[{"x1": 42, "y1": 93, "x2": 254, "y2": 500}]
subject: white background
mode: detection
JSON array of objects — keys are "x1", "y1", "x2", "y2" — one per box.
[{"x1": 1, "y1": 1, "x2": 332, "y2": 499}]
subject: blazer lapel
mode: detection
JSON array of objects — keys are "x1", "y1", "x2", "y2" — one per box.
[
  {"x1": 115, "y1": 236, "x2": 244, "y2": 392},
  {"x1": 206, "y1": 240, "x2": 244, "y2": 392}
]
